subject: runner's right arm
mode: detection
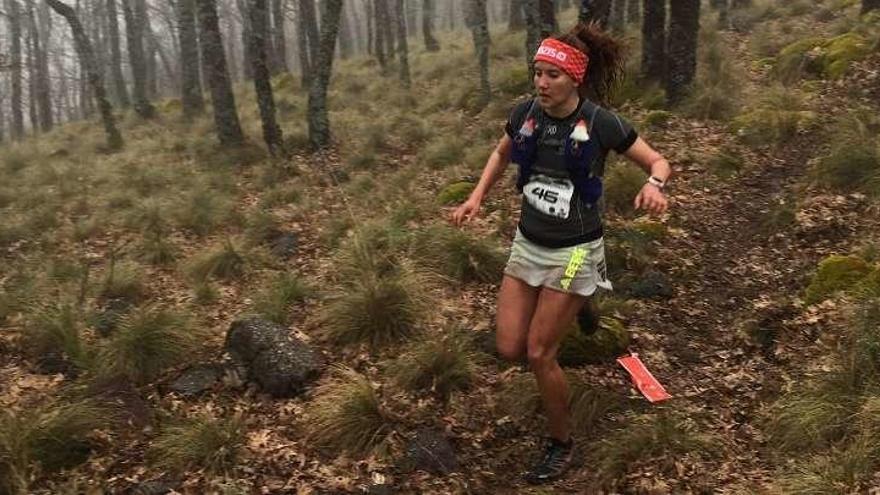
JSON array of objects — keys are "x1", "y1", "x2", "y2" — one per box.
[{"x1": 451, "y1": 134, "x2": 514, "y2": 226}]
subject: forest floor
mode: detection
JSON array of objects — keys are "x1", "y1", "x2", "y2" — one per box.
[{"x1": 2, "y1": 3, "x2": 880, "y2": 495}]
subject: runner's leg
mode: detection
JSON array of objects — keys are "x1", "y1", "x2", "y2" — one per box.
[
  {"x1": 527, "y1": 288, "x2": 587, "y2": 441},
  {"x1": 496, "y1": 275, "x2": 540, "y2": 362}
]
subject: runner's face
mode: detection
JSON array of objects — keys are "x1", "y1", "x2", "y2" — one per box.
[{"x1": 533, "y1": 61, "x2": 579, "y2": 110}]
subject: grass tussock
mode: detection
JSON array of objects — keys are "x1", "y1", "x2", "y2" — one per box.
[
  {"x1": 391, "y1": 331, "x2": 479, "y2": 400},
  {"x1": 149, "y1": 413, "x2": 245, "y2": 474},
  {"x1": 173, "y1": 189, "x2": 236, "y2": 237},
  {"x1": 419, "y1": 136, "x2": 466, "y2": 169},
  {"x1": 100, "y1": 261, "x2": 147, "y2": 303},
  {"x1": 186, "y1": 240, "x2": 249, "y2": 282},
  {"x1": 603, "y1": 162, "x2": 645, "y2": 216},
  {"x1": 252, "y1": 273, "x2": 309, "y2": 325},
  {"x1": 97, "y1": 306, "x2": 199, "y2": 384},
  {"x1": 306, "y1": 366, "x2": 393, "y2": 455},
  {"x1": 0, "y1": 400, "x2": 106, "y2": 494},
  {"x1": 731, "y1": 87, "x2": 816, "y2": 147},
  {"x1": 683, "y1": 30, "x2": 742, "y2": 120},
  {"x1": 813, "y1": 113, "x2": 880, "y2": 197},
  {"x1": 592, "y1": 412, "x2": 715, "y2": 486},
  {"x1": 412, "y1": 225, "x2": 506, "y2": 284},
  {"x1": 321, "y1": 262, "x2": 430, "y2": 347},
  {"x1": 23, "y1": 301, "x2": 91, "y2": 372}
]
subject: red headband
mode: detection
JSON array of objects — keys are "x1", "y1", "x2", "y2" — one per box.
[{"x1": 533, "y1": 38, "x2": 589, "y2": 84}]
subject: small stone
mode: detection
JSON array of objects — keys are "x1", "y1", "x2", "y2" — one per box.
[
  {"x1": 629, "y1": 271, "x2": 674, "y2": 299},
  {"x1": 168, "y1": 364, "x2": 221, "y2": 397},
  {"x1": 402, "y1": 428, "x2": 458, "y2": 475}
]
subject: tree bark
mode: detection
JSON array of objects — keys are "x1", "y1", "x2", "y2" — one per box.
[
  {"x1": 178, "y1": 0, "x2": 205, "y2": 117},
  {"x1": 307, "y1": 0, "x2": 343, "y2": 149},
  {"x1": 862, "y1": 0, "x2": 879, "y2": 14},
  {"x1": 47, "y1": 0, "x2": 124, "y2": 149},
  {"x1": 338, "y1": 0, "x2": 355, "y2": 58},
  {"x1": 376, "y1": 0, "x2": 394, "y2": 61},
  {"x1": 122, "y1": 0, "x2": 156, "y2": 117},
  {"x1": 578, "y1": 0, "x2": 610, "y2": 28},
  {"x1": 641, "y1": 0, "x2": 665, "y2": 82},
  {"x1": 106, "y1": 0, "x2": 130, "y2": 107},
  {"x1": 28, "y1": 1, "x2": 52, "y2": 131},
  {"x1": 249, "y1": 0, "x2": 284, "y2": 154},
  {"x1": 27, "y1": 16, "x2": 39, "y2": 132},
  {"x1": 609, "y1": 0, "x2": 624, "y2": 33},
  {"x1": 509, "y1": 0, "x2": 524, "y2": 30},
  {"x1": 373, "y1": 0, "x2": 387, "y2": 70},
  {"x1": 666, "y1": 0, "x2": 699, "y2": 105},
  {"x1": 538, "y1": 0, "x2": 556, "y2": 37},
  {"x1": 7, "y1": 0, "x2": 25, "y2": 139},
  {"x1": 296, "y1": 0, "x2": 312, "y2": 86},
  {"x1": 236, "y1": 0, "x2": 255, "y2": 79},
  {"x1": 523, "y1": 0, "x2": 541, "y2": 70},
  {"x1": 395, "y1": 0, "x2": 410, "y2": 87},
  {"x1": 422, "y1": 0, "x2": 439, "y2": 51},
  {"x1": 710, "y1": 0, "x2": 728, "y2": 27},
  {"x1": 467, "y1": 0, "x2": 490, "y2": 109},
  {"x1": 271, "y1": 0, "x2": 288, "y2": 72},
  {"x1": 300, "y1": 0, "x2": 320, "y2": 73},
  {"x1": 197, "y1": 0, "x2": 245, "y2": 145},
  {"x1": 626, "y1": 0, "x2": 639, "y2": 23}
]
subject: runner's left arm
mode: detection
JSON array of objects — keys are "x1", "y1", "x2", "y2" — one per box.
[{"x1": 622, "y1": 137, "x2": 671, "y2": 215}]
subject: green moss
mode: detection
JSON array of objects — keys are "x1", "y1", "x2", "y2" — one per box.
[
  {"x1": 644, "y1": 110, "x2": 673, "y2": 128},
  {"x1": 774, "y1": 34, "x2": 872, "y2": 83},
  {"x1": 708, "y1": 150, "x2": 745, "y2": 178},
  {"x1": 814, "y1": 141, "x2": 880, "y2": 194},
  {"x1": 437, "y1": 182, "x2": 475, "y2": 205},
  {"x1": 558, "y1": 317, "x2": 631, "y2": 366},
  {"x1": 822, "y1": 33, "x2": 872, "y2": 79},
  {"x1": 805, "y1": 255, "x2": 873, "y2": 304},
  {"x1": 854, "y1": 269, "x2": 880, "y2": 300}
]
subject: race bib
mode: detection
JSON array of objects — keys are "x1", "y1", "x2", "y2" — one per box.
[{"x1": 524, "y1": 175, "x2": 574, "y2": 219}]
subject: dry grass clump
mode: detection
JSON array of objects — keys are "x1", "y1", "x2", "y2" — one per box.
[
  {"x1": 591, "y1": 411, "x2": 716, "y2": 486},
  {"x1": 99, "y1": 261, "x2": 147, "y2": 303},
  {"x1": 730, "y1": 86, "x2": 816, "y2": 147},
  {"x1": 391, "y1": 331, "x2": 480, "y2": 400},
  {"x1": 173, "y1": 189, "x2": 237, "y2": 237},
  {"x1": 604, "y1": 162, "x2": 647, "y2": 216},
  {"x1": 149, "y1": 413, "x2": 245, "y2": 474},
  {"x1": 412, "y1": 224, "x2": 506, "y2": 284},
  {"x1": 321, "y1": 262, "x2": 430, "y2": 347},
  {"x1": 22, "y1": 301, "x2": 92, "y2": 372},
  {"x1": 419, "y1": 135, "x2": 466, "y2": 169},
  {"x1": 813, "y1": 113, "x2": 880, "y2": 197},
  {"x1": 186, "y1": 239, "x2": 250, "y2": 282},
  {"x1": 97, "y1": 306, "x2": 199, "y2": 384},
  {"x1": 684, "y1": 29, "x2": 742, "y2": 121},
  {"x1": 0, "y1": 400, "x2": 106, "y2": 494},
  {"x1": 306, "y1": 366, "x2": 393, "y2": 455},
  {"x1": 252, "y1": 272, "x2": 309, "y2": 325}
]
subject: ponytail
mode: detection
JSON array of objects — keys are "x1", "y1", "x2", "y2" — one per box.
[{"x1": 554, "y1": 22, "x2": 625, "y2": 106}]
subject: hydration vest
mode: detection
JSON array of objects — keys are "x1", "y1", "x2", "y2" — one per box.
[{"x1": 511, "y1": 99, "x2": 603, "y2": 206}]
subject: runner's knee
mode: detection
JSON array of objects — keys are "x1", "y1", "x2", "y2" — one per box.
[
  {"x1": 496, "y1": 333, "x2": 526, "y2": 362},
  {"x1": 527, "y1": 343, "x2": 556, "y2": 369}
]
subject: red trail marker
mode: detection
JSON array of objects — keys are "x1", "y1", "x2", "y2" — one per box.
[{"x1": 617, "y1": 353, "x2": 672, "y2": 403}]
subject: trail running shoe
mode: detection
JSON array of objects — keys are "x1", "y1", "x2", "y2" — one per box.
[{"x1": 523, "y1": 437, "x2": 575, "y2": 485}]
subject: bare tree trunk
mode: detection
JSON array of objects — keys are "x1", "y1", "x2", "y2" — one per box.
[
  {"x1": 7, "y1": 0, "x2": 25, "y2": 139},
  {"x1": 467, "y1": 0, "x2": 490, "y2": 109},
  {"x1": 106, "y1": 0, "x2": 130, "y2": 107},
  {"x1": 422, "y1": 0, "x2": 439, "y2": 50},
  {"x1": 178, "y1": 0, "x2": 205, "y2": 117},
  {"x1": 666, "y1": 0, "x2": 699, "y2": 105},
  {"x1": 122, "y1": 0, "x2": 156, "y2": 117},
  {"x1": 249, "y1": 0, "x2": 284, "y2": 154},
  {"x1": 509, "y1": 0, "x2": 525, "y2": 30},
  {"x1": 609, "y1": 0, "x2": 624, "y2": 33},
  {"x1": 373, "y1": 0, "x2": 387, "y2": 70},
  {"x1": 395, "y1": 0, "x2": 410, "y2": 87},
  {"x1": 197, "y1": 0, "x2": 245, "y2": 145},
  {"x1": 296, "y1": 0, "x2": 312, "y2": 86},
  {"x1": 27, "y1": 16, "x2": 38, "y2": 132},
  {"x1": 641, "y1": 0, "x2": 665, "y2": 82},
  {"x1": 538, "y1": 0, "x2": 555, "y2": 36},
  {"x1": 307, "y1": 0, "x2": 343, "y2": 149},
  {"x1": 27, "y1": 1, "x2": 52, "y2": 131},
  {"x1": 523, "y1": 0, "x2": 541, "y2": 70},
  {"x1": 236, "y1": 0, "x2": 255, "y2": 79},
  {"x1": 579, "y1": 0, "x2": 610, "y2": 27},
  {"x1": 271, "y1": 0, "x2": 288, "y2": 72},
  {"x1": 863, "y1": 0, "x2": 880, "y2": 14},
  {"x1": 626, "y1": 0, "x2": 639, "y2": 23},
  {"x1": 376, "y1": 0, "x2": 394, "y2": 62},
  {"x1": 47, "y1": 0, "x2": 124, "y2": 149},
  {"x1": 338, "y1": 0, "x2": 355, "y2": 58},
  {"x1": 300, "y1": 0, "x2": 320, "y2": 73}
]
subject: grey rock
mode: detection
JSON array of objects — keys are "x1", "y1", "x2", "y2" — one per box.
[
  {"x1": 169, "y1": 364, "x2": 221, "y2": 397},
  {"x1": 93, "y1": 298, "x2": 132, "y2": 337},
  {"x1": 270, "y1": 231, "x2": 298, "y2": 259},
  {"x1": 402, "y1": 428, "x2": 458, "y2": 475},
  {"x1": 225, "y1": 317, "x2": 322, "y2": 398},
  {"x1": 628, "y1": 270, "x2": 674, "y2": 299}
]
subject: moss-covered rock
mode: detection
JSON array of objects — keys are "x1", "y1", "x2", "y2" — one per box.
[
  {"x1": 558, "y1": 317, "x2": 630, "y2": 366},
  {"x1": 854, "y1": 269, "x2": 880, "y2": 300},
  {"x1": 804, "y1": 255, "x2": 873, "y2": 304},
  {"x1": 773, "y1": 34, "x2": 872, "y2": 83},
  {"x1": 437, "y1": 182, "x2": 475, "y2": 205},
  {"x1": 822, "y1": 33, "x2": 872, "y2": 79}
]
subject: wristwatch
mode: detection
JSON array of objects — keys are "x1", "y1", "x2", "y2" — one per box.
[{"x1": 647, "y1": 176, "x2": 666, "y2": 191}]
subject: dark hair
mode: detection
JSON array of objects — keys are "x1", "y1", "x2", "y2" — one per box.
[{"x1": 553, "y1": 22, "x2": 625, "y2": 106}]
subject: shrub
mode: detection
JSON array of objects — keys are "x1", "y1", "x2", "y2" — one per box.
[
  {"x1": 306, "y1": 367, "x2": 393, "y2": 455},
  {"x1": 150, "y1": 414, "x2": 245, "y2": 474},
  {"x1": 1, "y1": 148, "x2": 30, "y2": 173},
  {"x1": 391, "y1": 332, "x2": 478, "y2": 400},
  {"x1": 436, "y1": 182, "x2": 475, "y2": 205},
  {"x1": 412, "y1": 225, "x2": 506, "y2": 284},
  {"x1": 804, "y1": 255, "x2": 873, "y2": 304},
  {"x1": 186, "y1": 240, "x2": 249, "y2": 282},
  {"x1": 321, "y1": 264, "x2": 429, "y2": 347},
  {"x1": 98, "y1": 306, "x2": 198, "y2": 384},
  {"x1": 252, "y1": 273, "x2": 309, "y2": 325}
]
